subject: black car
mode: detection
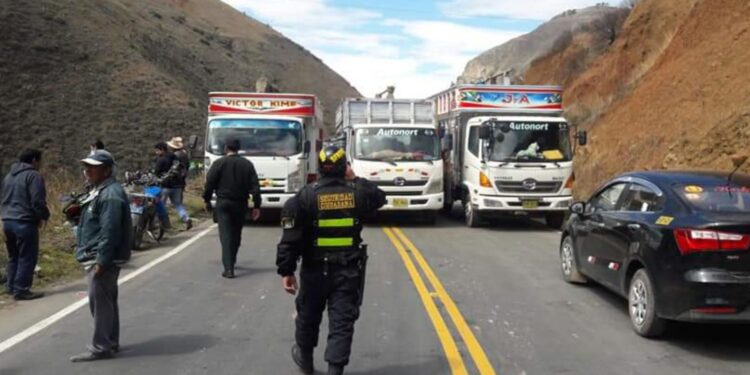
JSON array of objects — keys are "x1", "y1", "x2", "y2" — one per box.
[{"x1": 560, "y1": 171, "x2": 750, "y2": 337}]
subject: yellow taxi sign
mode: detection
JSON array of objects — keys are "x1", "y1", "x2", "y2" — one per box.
[
  {"x1": 684, "y1": 185, "x2": 703, "y2": 193},
  {"x1": 655, "y1": 216, "x2": 674, "y2": 226}
]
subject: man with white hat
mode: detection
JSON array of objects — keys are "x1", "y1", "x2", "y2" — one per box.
[{"x1": 70, "y1": 150, "x2": 132, "y2": 362}]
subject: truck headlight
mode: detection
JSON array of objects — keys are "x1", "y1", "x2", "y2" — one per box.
[
  {"x1": 287, "y1": 170, "x2": 304, "y2": 193},
  {"x1": 425, "y1": 176, "x2": 443, "y2": 195}
]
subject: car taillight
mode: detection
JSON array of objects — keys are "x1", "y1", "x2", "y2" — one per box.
[{"x1": 674, "y1": 229, "x2": 750, "y2": 255}]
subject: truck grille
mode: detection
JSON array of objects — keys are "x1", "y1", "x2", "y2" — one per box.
[
  {"x1": 374, "y1": 180, "x2": 428, "y2": 187},
  {"x1": 496, "y1": 180, "x2": 562, "y2": 194}
]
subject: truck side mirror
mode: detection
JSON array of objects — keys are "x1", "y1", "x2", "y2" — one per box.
[
  {"x1": 478, "y1": 126, "x2": 492, "y2": 140},
  {"x1": 577, "y1": 130, "x2": 588, "y2": 146},
  {"x1": 188, "y1": 135, "x2": 199, "y2": 150},
  {"x1": 300, "y1": 141, "x2": 311, "y2": 159}
]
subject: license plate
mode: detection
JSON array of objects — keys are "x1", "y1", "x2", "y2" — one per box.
[
  {"x1": 130, "y1": 205, "x2": 144, "y2": 214},
  {"x1": 521, "y1": 200, "x2": 539, "y2": 209},
  {"x1": 393, "y1": 198, "x2": 409, "y2": 208}
]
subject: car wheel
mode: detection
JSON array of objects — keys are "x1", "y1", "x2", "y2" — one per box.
[
  {"x1": 628, "y1": 269, "x2": 667, "y2": 338},
  {"x1": 464, "y1": 200, "x2": 482, "y2": 228},
  {"x1": 560, "y1": 236, "x2": 588, "y2": 284}
]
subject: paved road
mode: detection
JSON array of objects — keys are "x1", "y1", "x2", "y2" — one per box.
[{"x1": 2, "y1": 213, "x2": 750, "y2": 374}]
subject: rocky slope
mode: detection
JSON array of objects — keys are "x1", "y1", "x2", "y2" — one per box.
[
  {"x1": 0, "y1": 0, "x2": 359, "y2": 172},
  {"x1": 459, "y1": 5, "x2": 627, "y2": 84},
  {"x1": 526, "y1": 0, "x2": 750, "y2": 195}
]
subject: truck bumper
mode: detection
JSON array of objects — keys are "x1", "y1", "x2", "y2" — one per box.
[
  {"x1": 381, "y1": 193, "x2": 443, "y2": 211},
  {"x1": 474, "y1": 195, "x2": 572, "y2": 213},
  {"x1": 257, "y1": 194, "x2": 294, "y2": 209}
]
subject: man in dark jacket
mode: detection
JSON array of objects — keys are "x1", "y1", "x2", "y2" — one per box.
[
  {"x1": 70, "y1": 150, "x2": 132, "y2": 362},
  {"x1": 276, "y1": 146, "x2": 386, "y2": 375},
  {"x1": 1, "y1": 149, "x2": 50, "y2": 300},
  {"x1": 202, "y1": 138, "x2": 261, "y2": 278}
]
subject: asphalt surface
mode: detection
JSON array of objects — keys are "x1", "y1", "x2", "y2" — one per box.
[{"x1": 2, "y1": 212, "x2": 750, "y2": 374}]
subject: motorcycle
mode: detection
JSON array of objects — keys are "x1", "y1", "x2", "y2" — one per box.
[{"x1": 124, "y1": 171, "x2": 165, "y2": 250}]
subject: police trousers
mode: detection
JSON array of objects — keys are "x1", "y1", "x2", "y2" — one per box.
[{"x1": 295, "y1": 263, "x2": 362, "y2": 366}]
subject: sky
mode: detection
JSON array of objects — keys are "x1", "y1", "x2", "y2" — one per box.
[{"x1": 222, "y1": 0, "x2": 610, "y2": 98}]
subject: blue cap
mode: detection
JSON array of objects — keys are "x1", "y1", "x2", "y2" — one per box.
[{"x1": 81, "y1": 150, "x2": 115, "y2": 167}]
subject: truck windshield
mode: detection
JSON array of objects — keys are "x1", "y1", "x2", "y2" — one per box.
[
  {"x1": 486, "y1": 121, "x2": 572, "y2": 162},
  {"x1": 354, "y1": 128, "x2": 440, "y2": 162},
  {"x1": 207, "y1": 119, "x2": 303, "y2": 157}
]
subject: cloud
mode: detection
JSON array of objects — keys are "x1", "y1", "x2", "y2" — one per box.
[
  {"x1": 439, "y1": 0, "x2": 612, "y2": 20},
  {"x1": 221, "y1": 0, "x2": 380, "y2": 28}
]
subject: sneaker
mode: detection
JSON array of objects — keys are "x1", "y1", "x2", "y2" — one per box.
[
  {"x1": 185, "y1": 219, "x2": 193, "y2": 231},
  {"x1": 291, "y1": 344, "x2": 314, "y2": 374},
  {"x1": 13, "y1": 291, "x2": 44, "y2": 301},
  {"x1": 70, "y1": 351, "x2": 114, "y2": 363}
]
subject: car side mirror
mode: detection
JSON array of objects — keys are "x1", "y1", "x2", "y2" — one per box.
[
  {"x1": 188, "y1": 135, "x2": 199, "y2": 150},
  {"x1": 478, "y1": 126, "x2": 491, "y2": 140},
  {"x1": 570, "y1": 201, "x2": 586, "y2": 215},
  {"x1": 577, "y1": 130, "x2": 588, "y2": 146}
]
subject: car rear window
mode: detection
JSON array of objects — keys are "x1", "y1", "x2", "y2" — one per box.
[{"x1": 675, "y1": 184, "x2": 750, "y2": 213}]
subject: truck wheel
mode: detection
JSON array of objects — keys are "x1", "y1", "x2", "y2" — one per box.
[
  {"x1": 546, "y1": 212, "x2": 566, "y2": 229},
  {"x1": 464, "y1": 201, "x2": 482, "y2": 228},
  {"x1": 560, "y1": 236, "x2": 588, "y2": 284},
  {"x1": 629, "y1": 269, "x2": 667, "y2": 338}
]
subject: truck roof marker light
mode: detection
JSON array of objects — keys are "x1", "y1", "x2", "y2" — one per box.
[
  {"x1": 479, "y1": 171, "x2": 492, "y2": 188},
  {"x1": 421, "y1": 171, "x2": 429, "y2": 177},
  {"x1": 370, "y1": 172, "x2": 379, "y2": 176}
]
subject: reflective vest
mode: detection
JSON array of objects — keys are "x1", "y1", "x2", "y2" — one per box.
[{"x1": 312, "y1": 182, "x2": 361, "y2": 253}]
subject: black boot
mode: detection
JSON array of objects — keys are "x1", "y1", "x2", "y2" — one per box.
[
  {"x1": 328, "y1": 363, "x2": 345, "y2": 375},
  {"x1": 291, "y1": 344, "x2": 314, "y2": 374}
]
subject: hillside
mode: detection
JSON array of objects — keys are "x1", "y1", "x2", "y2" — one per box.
[
  {"x1": 459, "y1": 5, "x2": 627, "y2": 84},
  {"x1": 0, "y1": 0, "x2": 359, "y2": 172},
  {"x1": 523, "y1": 0, "x2": 750, "y2": 195}
]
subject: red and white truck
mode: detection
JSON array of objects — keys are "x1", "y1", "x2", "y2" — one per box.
[{"x1": 205, "y1": 92, "x2": 322, "y2": 209}]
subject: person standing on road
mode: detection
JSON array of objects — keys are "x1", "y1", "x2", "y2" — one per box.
[
  {"x1": 70, "y1": 150, "x2": 132, "y2": 362},
  {"x1": 202, "y1": 138, "x2": 262, "y2": 279},
  {"x1": 276, "y1": 146, "x2": 386, "y2": 375},
  {"x1": 1, "y1": 149, "x2": 50, "y2": 301}
]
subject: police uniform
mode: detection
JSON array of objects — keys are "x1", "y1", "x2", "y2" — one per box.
[{"x1": 276, "y1": 147, "x2": 385, "y2": 375}]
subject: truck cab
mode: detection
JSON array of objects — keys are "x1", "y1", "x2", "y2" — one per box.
[
  {"x1": 335, "y1": 98, "x2": 444, "y2": 223},
  {"x1": 432, "y1": 85, "x2": 586, "y2": 228},
  {"x1": 205, "y1": 92, "x2": 321, "y2": 209}
]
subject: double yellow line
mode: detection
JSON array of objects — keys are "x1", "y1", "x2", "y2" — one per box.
[{"x1": 383, "y1": 227, "x2": 496, "y2": 375}]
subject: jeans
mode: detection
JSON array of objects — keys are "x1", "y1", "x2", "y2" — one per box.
[
  {"x1": 161, "y1": 188, "x2": 189, "y2": 222},
  {"x1": 3, "y1": 220, "x2": 40, "y2": 296}
]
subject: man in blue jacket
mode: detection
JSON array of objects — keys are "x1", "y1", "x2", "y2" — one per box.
[
  {"x1": 70, "y1": 150, "x2": 132, "y2": 362},
  {"x1": 1, "y1": 149, "x2": 50, "y2": 301}
]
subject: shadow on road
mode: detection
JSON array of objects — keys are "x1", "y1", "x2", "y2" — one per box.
[
  {"x1": 578, "y1": 279, "x2": 750, "y2": 362},
  {"x1": 118, "y1": 334, "x2": 218, "y2": 358}
]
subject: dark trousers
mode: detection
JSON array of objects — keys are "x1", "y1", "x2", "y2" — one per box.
[
  {"x1": 3, "y1": 220, "x2": 39, "y2": 296},
  {"x1": 295, "y1": 265, "x2": 362, "y2": 366},
  {"x1": 87, "y1": 266, "x2": 120, "y2": 353},
  {"x1": 215, "y1": 199, "x2": 247, "y2": 271}
]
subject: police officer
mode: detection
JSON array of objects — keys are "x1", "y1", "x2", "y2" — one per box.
[{"x1": 276, "y1": 146, "x2": 385, "y2": 375}]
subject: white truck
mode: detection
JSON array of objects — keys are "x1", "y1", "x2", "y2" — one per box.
[
  {"x1": 205, "y1": 92, "x2": 322, "y2": 209},
  {"x1": 334, "y1": 98, "x2": 444, "y2": 223},
  {"x1": 430, "y1": 84, "x2": 587, "y2": 228}
]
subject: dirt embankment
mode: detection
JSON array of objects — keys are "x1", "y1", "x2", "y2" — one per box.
[
  {"x1": 524, "y1": 0, "x2": 750, "y2": 196},
  {"x1": 0, "y1": 0, "x2": 359, "y2": 173}
]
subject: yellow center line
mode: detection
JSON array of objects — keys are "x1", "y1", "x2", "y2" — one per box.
[
  {"x1": 391, "y1": 227, "x2": 497, "y2": 375},
  {"x1": 382, "y1": 227, "x2": 469, "y2": 375}
]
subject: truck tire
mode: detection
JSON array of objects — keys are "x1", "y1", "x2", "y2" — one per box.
[
  {"x1": 628, "y1": 269, "x2": 667, "y2": 338},
  {"x1": 464, "y1": 201, "x2": 482, "y2": 228},
  {"x1": 546, "y1": 212, "x2": 566, "y2": 229}
]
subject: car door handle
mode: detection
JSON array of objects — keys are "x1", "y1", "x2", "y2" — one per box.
[{"x1": 627, "y1": 223, "x2": 642, "y2": 231}]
